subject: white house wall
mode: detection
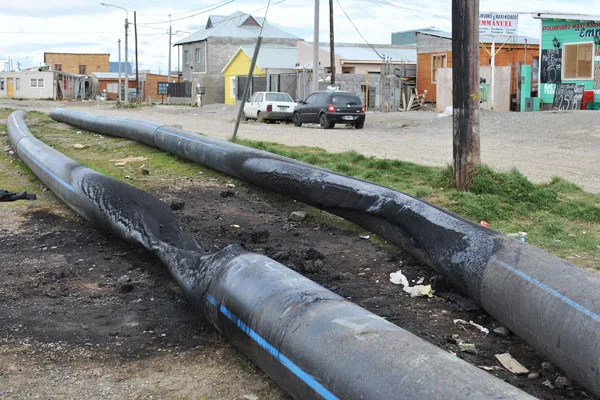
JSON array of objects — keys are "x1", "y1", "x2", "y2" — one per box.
[{"x1": 0, "y1": 71, "x2": 55, "y2": 99}]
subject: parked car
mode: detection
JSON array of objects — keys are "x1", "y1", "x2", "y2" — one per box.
[
  {"x1": 293, "y1": 91, "x2": 365, "y2": 129},
  {"x1": 243, "y1": 91, "x2": 296, "y2": 122}
]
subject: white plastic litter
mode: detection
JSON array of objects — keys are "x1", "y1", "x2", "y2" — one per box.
[
  {"x1": 453, "y1": 319, "x2": 490, "y2": 334},
  {"x1": 437, "y1": 106, "x2": 453, "y2": 118},
  {"x1": 389, "y1": 270, "x2": 434, "y2": 297}
]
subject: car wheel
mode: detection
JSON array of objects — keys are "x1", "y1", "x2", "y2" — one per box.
[
  {"x1": 320, "y1": 113, "x2": 333, "y2": 129},
  {"x1": 355, "y1": 121, "x2": 364, "y2": 129},
  {"x1": 257, "y1": 112, "x2": 264, "y2": 123},
  {"x1": 293, "y1": 113, "x2": 302, "y2": 127}
]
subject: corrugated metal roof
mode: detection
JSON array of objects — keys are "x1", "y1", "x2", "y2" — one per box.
[
  {"x1": 416, "y1": 30, "x2": 540, "y2": 45},
  {"x1": 239, "y1": 45, "x2": 297, "y2": 69},
  {"x1": 328, "y1": 46, "x2": 417, "y2": 63},
  {"x1": 93, "y1": 72, "x2": 136, "y2": 79},
  {"x1": 533, "y1": 13, "x2": 600, "y2": 22},
  {"x1": 175, "y1": 11, "x2": 297, "y2": 45}
]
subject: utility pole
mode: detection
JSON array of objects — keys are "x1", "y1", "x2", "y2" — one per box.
[
  {"x1": 135, "y1": 10, "x2": 139, "y2": 102},
  {"x1": 124, "y1": 16, "x2": 129, "y2": 105},
  {"x1": 232, "y1": 36, "x2": 263, "y2": 141},
  {"x1": 329, "y1": 0, "x2": 335, "y2": 85},
  {"x1": 452, "y1": 0, "x2": 480, "y2": 190},
  {"x1": 313, "y1": 0, "x2": 319, "y2": 92},
  {"x1": 118, "y1": 39, "x2": 122, "y2": 102},
  {"x1": 168, "y1": 14, "x2": 172, "y2": 83}
]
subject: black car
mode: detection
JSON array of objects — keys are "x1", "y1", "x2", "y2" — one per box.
[{"x1": 293, "y1": 91, "x2": 365, "y2": 129}]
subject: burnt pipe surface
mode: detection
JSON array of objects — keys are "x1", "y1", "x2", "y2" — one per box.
[
  {"x1": 48, "y1": 109, "x2": 600, "y2": 397},
  {"x1": 47, "y1": 109, "x2": 504, "y2": 302},
  {"x1": 9, "y1": 110, "x2": 543, "y2": 400}
]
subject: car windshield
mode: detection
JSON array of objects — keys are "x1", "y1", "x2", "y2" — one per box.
[
  {"x1": 332, "y1": 94, "x2": 361, "y2": 106},
  {"x1": 265, "y1": 93, "x2": 294, "y2": 102}
]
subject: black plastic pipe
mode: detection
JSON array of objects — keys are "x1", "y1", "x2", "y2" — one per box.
[
  {"x1": 8, "y1": 110, "x2": 536, "y2": 399},
  {"x1": 49, "y1": 109, "x2": 600, "y2": 396}
]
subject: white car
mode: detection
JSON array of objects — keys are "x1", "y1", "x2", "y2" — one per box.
[{"x1": 243, "y1": 91, "x2": 296, "y2": 122}]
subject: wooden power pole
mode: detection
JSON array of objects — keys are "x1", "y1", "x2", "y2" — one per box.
[
  {"x1": 329, "y1": 0, "x2": 335, "y2": 85},
  {"x1": 452, "y1": 0, "x2": 481, "y2": 190}
]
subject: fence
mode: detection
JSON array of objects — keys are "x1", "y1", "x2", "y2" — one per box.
[
  {"x1": 167, "y1": 81, "x2": 192, "y2": 98},
  {"x1": 236, "y1": 76, "x2": 267, "y2": 100},
  {"x1": 268, "y1": 73, "x2": 298, "y2": 100}
]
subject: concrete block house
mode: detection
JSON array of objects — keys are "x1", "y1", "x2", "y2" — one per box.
[{"x1": 174, "y1": 11, "x2": 298, "y2": 105}]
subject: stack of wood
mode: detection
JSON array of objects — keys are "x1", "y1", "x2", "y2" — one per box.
[{"x1": 401, "y1": 88, "x2": 428, "y2": 112}]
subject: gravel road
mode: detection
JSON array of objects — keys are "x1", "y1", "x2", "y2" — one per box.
[{"x1": 2, "y1": 99, "x2": 599, "y2": 193}]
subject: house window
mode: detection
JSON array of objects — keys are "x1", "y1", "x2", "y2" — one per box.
[
  {"x1": 0, "y1": 78, "x2": 4, "y2": 91},
  {"x1": 563, "y1": 42, "x2": 593, "y2": 80},
  {"x1": 230, "y1": 76, "x2": 237, "y2": 99},
  {"x1": 432, "y1": 54, "x2": 447, "y2": 83},
  {"x1": 54, "y1": 64, "x2": 62, "y2": 71},
  {"x1": 107, "y1": 82, "x2": 119, "y2": 93},
  {"x1": 184, "y1": 50, "x2": 190, "y2": 65},
  {"x1": 15, "y1": 78, "x2": 20, "y2": 91},
  {"x1": 532, "y1": 56, "x2": 540, "y2": 82},
  {"x1": 194, "y1": 42, "x2": 207, "y2": 73},
  {"x1": 79, "y1": 64, "x2": 87, "y2": 74},
  {"x1": 30, "y1": 79, "x2": 38, "y2": 88},
  {"x1": 37, "y1": 79, "x2": 45, "y2": 88}
]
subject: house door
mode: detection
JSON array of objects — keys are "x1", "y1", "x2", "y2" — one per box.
[{"x1": 6, "y1": 78, "x2": 14, "y2": 98}]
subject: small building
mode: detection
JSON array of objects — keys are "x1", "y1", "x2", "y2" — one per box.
[
  {"x1": 109, "y1": 61, "x2": 133, "y2": 73},
  {"x1": 93, "y1": 72, "x2": 136, "y2": 101},
  {"x1": 533, "y1": 13, "x2": 600, "y2": 108},
  {"x1": 142, "y1": 73, "x2": 170, "y2": 103},
  {"x1": 44, "y1": 52, "x2": 110, "y2": 75},
  {"x1": 221, "y1": 45, "x2": 297, "y2": 104},
  {"x1": 0, "y1": 69, "x2": 94, "y2": 100},
  {"x1": 296, "y1": 41, "x2": 416, "y2": 78},
  {"x1": 174, "y1": 11, "x2": 299, "y2": 105},
  {"x1": 412, "y1": 29, "x2": 539, "y2": 107},
  {"x1": 93, "y1": 72, "x2": 169, "y2": 103}
]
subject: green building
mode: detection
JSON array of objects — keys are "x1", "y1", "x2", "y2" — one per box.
[{"x1": 534, "y1": 13, "x2": 600, "y2": 108}]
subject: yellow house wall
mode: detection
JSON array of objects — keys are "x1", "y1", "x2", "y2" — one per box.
[{"x1": 223, "y1": 51, "x2": 264, "y2": 105}]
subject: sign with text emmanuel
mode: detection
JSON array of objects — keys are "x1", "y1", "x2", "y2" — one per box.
[{"x1": 479, "y1": 12, "x2": 519, "y2": 36}]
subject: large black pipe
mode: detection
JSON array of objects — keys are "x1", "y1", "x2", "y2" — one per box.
[
  {"x1": 49, "y1": 109, "x2": 600, "y2": 396},
  {"x1": 8, "y1": 110, "x2": 535, "y2": 398}
]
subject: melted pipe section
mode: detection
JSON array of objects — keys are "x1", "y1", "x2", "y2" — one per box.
[
  {"x1": 49, "y1": 109, "x2": 600, "y2": 396},
  {"x1": 7, "y1": 110, "x2": 536, "y2": 398}
]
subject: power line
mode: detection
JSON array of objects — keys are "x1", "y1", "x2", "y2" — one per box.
[
  {"x1": 346, "y1": 0, "x2": 396, "y2": 31},
  {"x1": 356, "y1": 0, "x2": 450, "y2": 21},
  {"x1": 335, "y1": 0, "x2": 384, "y2": 59},
  {"x1": 138, "y1": 0, "x2": 235, "y2": 25},
  {"x1": 183, "y1": 0, "x2": 289, "y2": 30}
]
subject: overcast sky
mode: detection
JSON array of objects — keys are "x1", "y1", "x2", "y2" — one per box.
[{"x1": 1, "y1": 0, "x2": 599, "y2": 74}]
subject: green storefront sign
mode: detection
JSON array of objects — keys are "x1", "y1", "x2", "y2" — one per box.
[{"x1": 539, "y1": 18, "x2": 600, "y2": 105}]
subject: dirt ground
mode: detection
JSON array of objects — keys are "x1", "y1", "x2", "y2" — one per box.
[{"x1": 0, "y1": 102, "x2": 598, "y2": 399}]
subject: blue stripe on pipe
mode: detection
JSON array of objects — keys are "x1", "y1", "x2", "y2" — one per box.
[
  {"x1": 498, "y1": 260, "x2": 600, "y2": 324},
  {"x1": 18, "y1": 143, "x2": 75, "y2": 193},
  {"x1": 206, "y1": 294, "x2": 339, "y2": 400}
]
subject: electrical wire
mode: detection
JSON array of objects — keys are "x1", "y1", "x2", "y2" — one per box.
[
  {"x1": 345, "y1": 0, "x2": 397, "y2": 31},
  {"x1": 138, "y1": 0, "x2": 235, "y2": 25},
  {"x1": 335, "y1": 0, "x2": 384, "y2": 59}
]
